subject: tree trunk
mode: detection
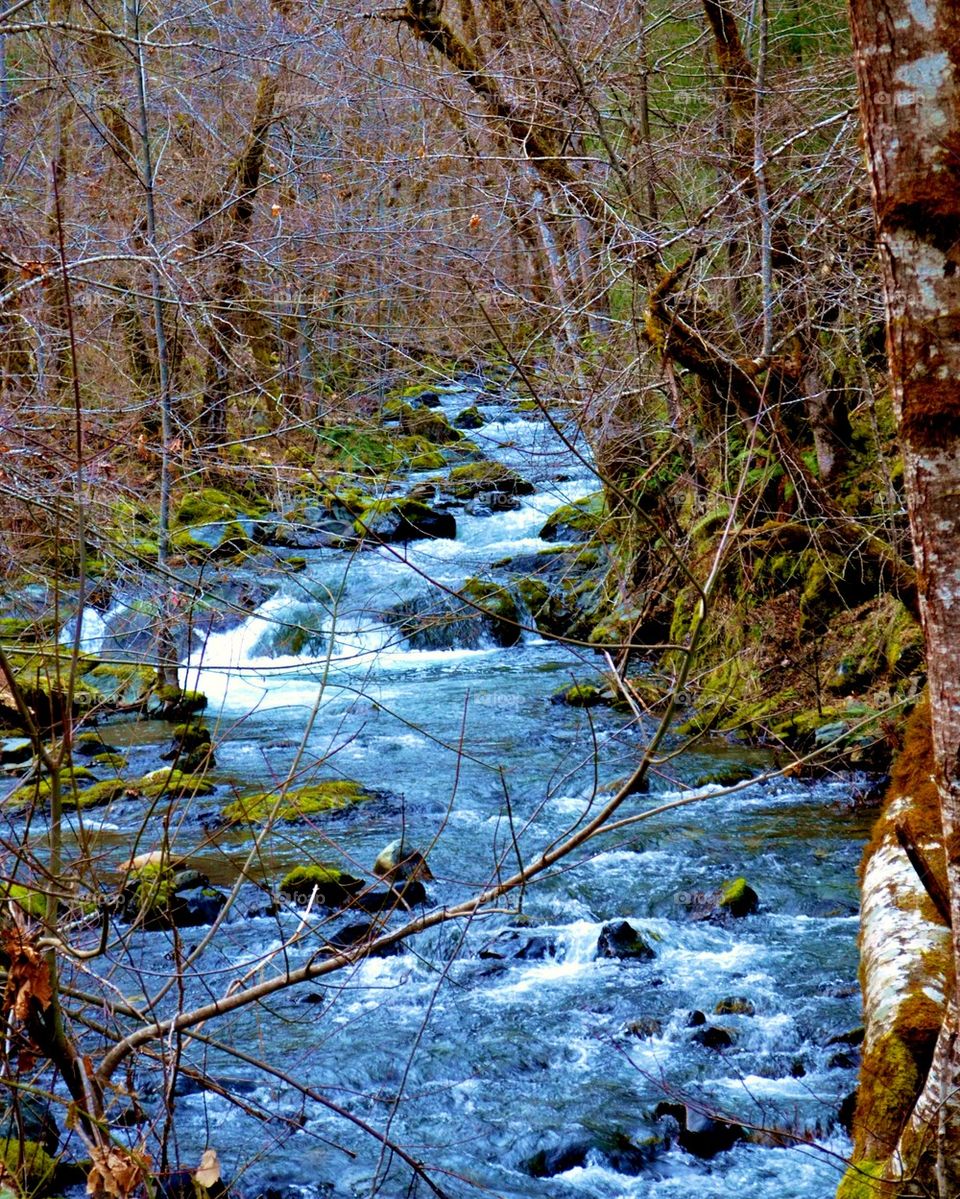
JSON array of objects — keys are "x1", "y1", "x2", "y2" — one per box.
[
  {"x1": 199, "y1": 72, "x2": 280, "y2": 446},
  {"x1": 847, "y1": 0, "x2": 960, "y2": 1191}
]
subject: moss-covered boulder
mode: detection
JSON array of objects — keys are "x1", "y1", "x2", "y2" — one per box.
[
  {"x1": 718, "y1": 877, "x2": 759, "y2": 917},
  {"x1": 454, "y1": 405, "x2": 485, "y2": 430},
  {"x1": 222, "y1": 779, "x2": 376, "y2": 824},
  {"x1": 172, "y1": 487, "x2": 262, "y2": 559},
  {"x1": 551, "y1": 681, "x2": 611, "y2": 708},
  {"x1": 162, "y1": 722, "x2": 215, "y2": 773},
  {"x1": 596, "y1": 920, "x2": 656, "y2": 961},
  {"x1": 134, "y1": 768, "x2": 215, "y2": 800},
  {"x1": 460, "y1": 578, "x2": 520, "y2": 647},
  {"x1": 121, "y1": 861, "x2": 226, "y2": 929},
  {"x1": 0, "y1": 1137, "x2": 57, "y2": 1193},
  {"x1": 442, "y1": 462, "x2": 535, "y2": 501},
  {"x1": 539, "y1": 492, "x2": 606, "y2": 542},
  {"x1": 397, "y1": 403, "x2": 462, "y2": 445},
  {"x1": 154, "y1": 687, "x2": 208, "y2": 720},
  {"x1": 354, "y1": 497, "x2": 456, "y2": 544},
  {"x1": 279, "y1": 864, "x2": 365, "y2": 907}
]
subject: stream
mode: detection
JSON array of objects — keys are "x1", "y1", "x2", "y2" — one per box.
[{"x1": 16, "y1": 383, "x2": 868, "y2": 1199}]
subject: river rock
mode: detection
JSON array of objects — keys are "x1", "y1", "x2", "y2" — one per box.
[
  {"x1": 479, "y1": 930, "x2": 559, "y2": 961},
  {"x1": 355, "y1": 497, "x2": 456, "y2": 544},
  {"x1": 171, "y1": 885, "x2": 228, "y2": 928},
  {"x1": 279, "y1": 865, "x2": 365, "y2": 907},
  {"x1": 655, "y1": 1103, "x2": 744, "y2": 1157},
  {"x1": 454, "y1": 405, "x2": 485, "y2": 429},
  {"x1": 373, "y1": 839, "x2": 434, "y2": 883},
  {"x1": 718, "y1": 876, "x2": 759, "y2": 917},
  {"x1": 524, "y1": 1131, "x2": 663, "y2": 1178},
  {"x1": 714, "y1": 996, "x2": 755, "y2": 1016},
  {"x1": 0, "y1": 737, "x2": 32, "y2": 767},
  {"x1": 325, "y1": 921, "x2": 404, "y2": 956},
  {"x1": 596, "y1": 920, "x2": 656, "y2": 961},
  {"x1": 691, "y1": 1025, "x2": 735, "y2": 1050}
]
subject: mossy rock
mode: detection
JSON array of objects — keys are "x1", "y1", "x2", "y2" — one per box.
[
  {"x1": 174, "y1": 487, "x2": 264, "y2": 527},
  {"x1": 552, "y1": 682, "x2": 610, "y2": 708},
  {"x1": 835, "y1": 1160, "x2": 886, "y2": 1199},
  {"x1": 0, "y1": 883, "x2": 47, "y2": 920},
  {"x1": 28, "y1": 767, "x2": 96, "y2": 805},
  {"x1": 154, "y1": 688, "x2": 207, "y2": 719},
  {"x1": 279, "y1": 864, "x2": 365, "y2": 906},
  {"x1": 86, "y1": 662, "x2": 155, "y2": 705},
  {"x1": 460, "y1": 578, "x2": 520, "y2": 647},
  {"x1": 286, "y1": 555, "x2": 308, "y2": 572},
  {"x1": 172, "y1": 488, "x2": 262, "y2": 560},
  {"x1": 0, "y1": 1138, "x2": 57, "y2": 1193},
  {"x1": 714, "y1": 996, "x2": 755, "y2": 1016},
  {"x1": 693, "y1": 764, "x2": 755, "y2": 787},
  {"x1": 719, "y1": 877, "x2": 759, "y2": 917},
  {"x1": 354, "y1": 497, "x2": 456, "y2": 544},
  {"x1": 396, "y1": 404, "x2": 462, "y2": 445},
  {"x1": 169, "y1": 723, "x2": 211, "y2": 754},
  {"x1": 222, "y1": 779, "x2": 376, "y2": 824},
  {"x1": 92, "y1": 752, "x2": 128, "y2": 770},
  {"x1": 73, "y1": 730, "x2": 109, "y2": 757},
  {"x1": 409, "y1": 449, "x2": 447, "y2": 471},
  {"x1": 126, "y1": 861, "x2": 176, "y2": 919},
  {"x1": 454, "y1": 405, "x2": 484, "y2": 430},
  {"x1": 134, "y1": 769, "x2": 215, "y2": 800},
  {"x1": 540, "y1": 492, "x2": 606, "y2": 542},
  {"x1": 0, "y1": 616, "x2": 56, "y2": 645},
  {"x1": 66, "y1": 778, "x2": 130, "y2": 809},
  {"x1": 442, "y1": 462, "x2": 534, "y2": 501}
]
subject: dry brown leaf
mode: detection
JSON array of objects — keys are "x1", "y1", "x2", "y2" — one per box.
[
  {"x1": 86, "y1": 1145, "x2": 150, "y2": 1199},
  {"x1": 2, "y1": 929, "x2": 53, "y2": 1021},
  {"x1": 193, "y1": 1149, "x2": 220, "y2": 1189}
]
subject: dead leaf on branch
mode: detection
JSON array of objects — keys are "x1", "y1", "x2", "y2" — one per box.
[
  {"x1": 193, "y1": 1149, "x2": 221, "y2": 1190},
  {"x1": 1, "y1": 928, "x2": 53, "y2": 1022},
  {"x1": 86, "y1": 1145, "x2": 151, "y2": 1199}
]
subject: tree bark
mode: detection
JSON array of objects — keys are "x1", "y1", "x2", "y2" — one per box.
[{"x1": 848, "y1": 0, "x2": 960, "y2": 1190}]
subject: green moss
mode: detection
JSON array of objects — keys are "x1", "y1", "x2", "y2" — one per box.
[
  {"x1": 129, "y1": 861, "x2": 176, "y2": 920},
  {"x1": 835, "y1": 1160, "x2": 886, "y2": 1199},
  {"x1": 555, "y1": 682, "x2": 607, "y2": 707},
  {"x1": 719, "y1": 876, "x2": 758, "y2": 916},
  {"x1": 286, "y1": 555, "x2": 308, "y2": 572},
  {"x1": 279, "y1": 864, "x2": 364, "y2": 905},
  {"x1": 0, "y1": 1138, "x2": 57, "y2": 1193},
  {"x1": 460, "y1": 578, "x2": 520, "y2": 646},
  {"x1": 135, "y1": 769, "x2": 214, "y2": 800},
  {"x1": 443, "y1": 462, "x2": 534, "y2": 500},
  {"x1": 409, "y1": 449, "x2": 447, "y2": 471},
  {"x1": 539, "y1": 492, "x2": 606, "y2": 541},
  {"x1": 0, "y1": 883, "x2": 47, "y2": 919},
  {"x1": 69, "y1": 778, "x2": 130, "y2": 809},
  {"x1": 222, "y1": 779, "x2": 375, "y2": 824},
  {"x1": 92, "y1": 752, "x2": 127, "y2": 770}
]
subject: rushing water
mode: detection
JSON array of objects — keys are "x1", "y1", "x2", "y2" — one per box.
[{"x1": 38, "y1": 385, "x2": 867, "y2": 1199}]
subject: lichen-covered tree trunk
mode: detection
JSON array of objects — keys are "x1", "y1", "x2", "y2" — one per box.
[{"x1": 847, "y1": 0, "x2": 960, "y2": 1193}]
